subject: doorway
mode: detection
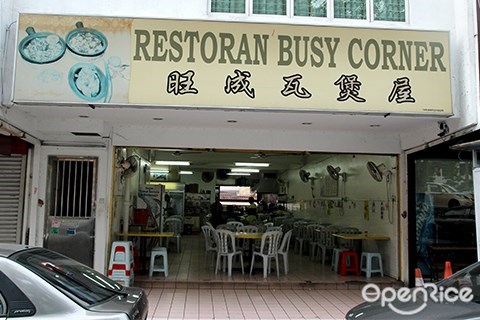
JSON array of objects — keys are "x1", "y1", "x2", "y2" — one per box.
[{"x1": 43, "y1": 156, "x2": 97, "y2": 267}]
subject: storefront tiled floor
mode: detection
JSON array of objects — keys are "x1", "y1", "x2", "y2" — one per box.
[
  {"x1": 143, "y1": 287, "x2": 363, "y2": 320},
  {"x1": 130, "y1": 233, "x2": 402, "y2": 319}
]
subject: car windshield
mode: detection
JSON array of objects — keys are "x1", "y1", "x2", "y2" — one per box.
[
  {"x1": 10, "y1": 248, "x2": 123, "y2": 306},
  {"x1": 437, "y1": 262, "x2": 480, "y2": 302}
]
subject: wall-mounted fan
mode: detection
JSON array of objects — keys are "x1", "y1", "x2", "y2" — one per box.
[
  {"x1": 366, "y1": 161, "x2": 388, "y2": 182},
  {"x1": 216, "y1": 169, "x2": 229, "y2": 180},
  {"x1": 326, "y1": 165, "x2": 346, "y2": 181},
  {"x1": 366, "y1": 161, "x2": 395, "y2": 224},
  {"x1": 201, "y1": 171, "x2": 215, "y2": 183},
  {"x1": 299, "y1": 169, "x2": 311, "y2": 183},
  {"x1": 119, "y1": 156, "x2": 138, "y2": 180}
]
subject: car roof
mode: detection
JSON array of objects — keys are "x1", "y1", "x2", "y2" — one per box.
[{"x1": 0, "y1": 243, "x2": 35, "y2": 257}]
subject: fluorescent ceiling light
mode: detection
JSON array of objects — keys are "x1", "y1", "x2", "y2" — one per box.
[
  {"x1": 227, "y1": 172, "x2": 251, "y2": 176},
  {"x1": 150, "y1": 169, "x2": 169, "y2": 174},
  {"x1": 179, "y1": 171, "x2": 193, "y2": 175},
  {"x1": 155, "y1": 161, "x2": 190, "y2": 166},
  {"x1": 231, "y1": 168, "x2": 260, "y2": 173},
  {"x1": 234, "y1": 162, "x2": 270, "y2": 167}
]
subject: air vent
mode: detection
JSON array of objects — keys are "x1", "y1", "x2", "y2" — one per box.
[{"x1": 71, "y1": 132, "x2": 101, "y2": 137}]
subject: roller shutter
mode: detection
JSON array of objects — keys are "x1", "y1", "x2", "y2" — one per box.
[{"x1": 0, "y1": 155, "x2": 26, "y2": 243}]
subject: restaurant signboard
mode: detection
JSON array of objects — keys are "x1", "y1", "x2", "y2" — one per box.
[{"x1": 14, "y1": 14, "x2": 452, "y2": 115}]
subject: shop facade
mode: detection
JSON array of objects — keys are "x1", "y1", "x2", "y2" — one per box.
[{"x1": 0, "y1": 0, "x2": 479, "y2": 285}]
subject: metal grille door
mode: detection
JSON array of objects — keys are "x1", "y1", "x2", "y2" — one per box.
[
  {"x1": 44, "y1": 157, "x2": 97, "y2": 267},
  {"x1": 48, "y1": 158, "x2": 96, "y2": 218},
  {"x1": 0, "y1": 155, "x2": 26, "y2": 243}
]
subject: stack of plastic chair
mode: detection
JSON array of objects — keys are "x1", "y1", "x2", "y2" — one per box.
[
  {"x1": 318, "y1": 226, "x2": 340, "y2": 264},
  {"x1": 278, "y1": 229, "x2": 293, "y2": 275},
  {"x1": 308, "y1": 224, "x2": 324, "y2": 261},
  {"x1": 108, "y1": 241, "x2": 134, "y2": 286},
  {"x1": 293, "y1": 221, "x2": 309, "y2": 255}
]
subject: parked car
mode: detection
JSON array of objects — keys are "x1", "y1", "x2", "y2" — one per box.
[
  {"x1": 0, "y1": 243, "x2": 148, "y2": 319},
  {"x1": 425, "y1": 182, "x2": 474, "y2": 212},
  {"x1": 345, "y1": 260, "x2": 480, "y2": 319}
]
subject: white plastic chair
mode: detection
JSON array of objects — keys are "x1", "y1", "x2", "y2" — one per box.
[
  {"x1": 226, "y1": 220, "x2": 244, "y2": 231},
  {"x1": 318, "y1": 227, "x2": 340, "y2": 264},
  {"x1": 250, "y1": 230, "x2": 283, "y2": 278},
  {"x1": 164, "y1": 217, "x2": 182, "y2": 252},
  {"x1": 237, "y1": 225, "x2": 259, "y2": 251},
  {"x1": 264, "y1": 222, "x2": 274, "y2": 228},
  {"x1": 293, "y1": 222, "x2": 309, "y2": 255},
  {"x1": 337, "y1": 227, "x2": 361, "y2": 250},
  {"x1": 266, "y1": 226, "x2": 283, "y2": 232},
  {"x1": 214, "y1": 229, "x2": 244, "y2": 277},
  {"x1": 278, "y1": 229, "x2": 293, "y2": 275},
  {"x1": 201, "y1": 225, "x2": 217, "y2": 264},
  {"x1": 308, "y1": 224, "x2": 325, "y2": 260}
]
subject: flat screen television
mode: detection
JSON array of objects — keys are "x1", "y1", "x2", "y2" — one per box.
[{"x1": 218, "y1": 186, "x2": 256, "y2": 201}]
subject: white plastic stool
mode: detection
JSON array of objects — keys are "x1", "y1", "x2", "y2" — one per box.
[
  {"x1": 149, "y1": 247, "x2": 168, "y2": 277},
  {"x1": 360, "y1": 252, "x2": 384, "y2": 278},
  {"x1": 331, "y1": 248, "x2": 347, "y2": 272}
]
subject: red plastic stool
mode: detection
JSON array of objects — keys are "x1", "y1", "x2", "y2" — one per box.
[{"x1": 338, "y1": 251, "x2": 360, "y2": 276}]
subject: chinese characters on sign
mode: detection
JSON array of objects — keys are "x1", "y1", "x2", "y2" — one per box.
[
  {"x1": 166, "y1": 70, "x2": 415, "y2": 106},
  {"x1": 225, "y1": 69, "x2": 255, "y2": 99},
  {"x1": 334, "y1": 74, "x2": 366, "y2": 103},
  {"x1": 388, "y1": 77, "x2": 415, "y2": 104},
  {"x1": 167, "y1": 70, "x2": 198, "y2": 95},
  {"x1": 281, "y1": 74, "x2": 311, "y2": 99}
]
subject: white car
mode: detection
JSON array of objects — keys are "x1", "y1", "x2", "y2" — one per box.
[
  {"x1": 425, "y1": 182, "x2": 473, "y2": 212},
  {"x1": 0, "y1": 243, "x2": 148, "y2": 319}
]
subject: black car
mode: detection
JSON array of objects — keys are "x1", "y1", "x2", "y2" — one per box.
[{"x1": 346, "y1": 261, "x2": 480, "y2": 319}]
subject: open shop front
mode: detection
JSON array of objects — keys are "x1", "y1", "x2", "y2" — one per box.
[{"x1": 111, "y1": 147, "x2": 403, "y2": 288}]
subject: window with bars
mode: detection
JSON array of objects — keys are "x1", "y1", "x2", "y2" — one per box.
[
  {"x1": 253, "y1": 0, "x2": 287, "y2": 15},
  {"x1": 211, "y1": 0, "x2": 246, "y2": 13},
  {"x1": 294, "y1": 0, "x2": 327, "y2": 17},
  {"x1": 211, "y1": 0, "x2": 406, "y2": 22},
  {"x1": 373, "y1": 0, "x2": 405, "y2": 22},
  {"x1": 47, "y1": 157, "x2": 97, "y2": 218},
  {"x1": 334, "y1": 0, "x2": 366, "y2": 19}
]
